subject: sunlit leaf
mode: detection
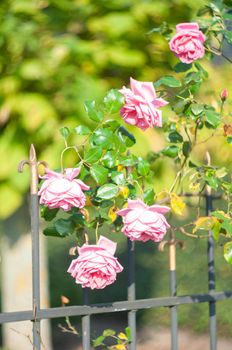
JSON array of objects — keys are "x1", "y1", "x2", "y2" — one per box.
[
  {"x1": 224, "y1": 242, "x2": 232, "y2": 264},
  {"x1": 170, "y1": 193, "x2": 185, "y2": 216}
]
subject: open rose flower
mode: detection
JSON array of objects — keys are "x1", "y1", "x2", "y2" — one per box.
[
  {"x1": 67, "y1": 236, "x2": 123, "y2": 289},
  {"x1": 169, "y1": 23, "x2": 205, "y2": 64},
  {"x1": 119, "y1": 77, "x2": 168, "y2": 131},
  {"x1": 117, "y1": 199, "x2": 170, "y2": 242},
  {"x1": 38, "y1": 168, "x2": 89, "y2": 211}
]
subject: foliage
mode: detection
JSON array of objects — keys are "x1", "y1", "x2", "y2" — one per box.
[
  {"x1": 0, "y1": 0, "x2": 206, "y2": 218},
  {"x1": 39, "y1": 1, "x2": 232, "y2": 267}
]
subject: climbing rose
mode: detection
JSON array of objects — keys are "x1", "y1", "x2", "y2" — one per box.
[
  {"x1": 67, "y1": 236, "x2": 123, "y2": 289},
  {"x1": 119, "y1": 77, "x2": 168, "y2": 131},
  {"x1": 38, "y1": 168, "x2": 89, "y2": 211},
  {"x1": 169, "y1": 23, "x2": 205, "y2": 64},
  {"x1": 117, "y1": 199, "x2": 170, "y2": 242}
]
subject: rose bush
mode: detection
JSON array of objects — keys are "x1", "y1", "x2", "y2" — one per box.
[{"x1": 38, "y1": 1, "x2": 232, "y2": 297}]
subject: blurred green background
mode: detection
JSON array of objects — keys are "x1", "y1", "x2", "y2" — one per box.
[{"x1": 1, "y1": 0, "x2": 232, "y2": 346}]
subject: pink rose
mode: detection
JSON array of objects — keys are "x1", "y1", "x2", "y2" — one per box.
[
  {"x1": 119, "y1": 77, "x2": 168, "y2": 131},
  {"x1": 117, "y1": 199, "x2": 170, "y2": 242},
  {"x1": 67, "y1": 236, "x2": 123, "y2": 289},
  {"x1": 169, "y1": 23, "x2": 205, "y2": 64},
  {"x1": 38, "y1": 168, "x2": 89, "y2": 211}
]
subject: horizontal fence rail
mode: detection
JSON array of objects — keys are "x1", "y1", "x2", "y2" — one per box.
[
  {"x1": 5, "y1": 146, "x2": 229, "y2": 349},
  {"x1": 1, "y1": 291, "x2": 232, "y2": 324}
]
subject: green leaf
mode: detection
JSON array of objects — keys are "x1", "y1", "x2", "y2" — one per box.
[
  {"x1": 224, "y1": 242, "x2": 232, "y2": 264},
  {"x1": 97, "y1": 184, "x2": 119, "y2": 199},
  {"x1": 103, "y1": 329, "x2": 116, "y2": 337},
  {"x1": 90, "y1": 164, "x2": 108, "y2": 184},
  {"x1": 84, "y1": 100, "x2": 104, "y2": 122},
  {"x1": 191, "y1": 104, "x2": 204, "y2": 115},
  {"x1": 184, "y1": 72, "x2": 202, "y2": 84},
  {"x1": 168, "y1": 131, "x2": 183, "y2": 143},
  {"x1": 84, "y1": 147, "x2": 102, "y2": 163},
  {"x1": 174, "y1": 62, "x2": 192, "y2": 73},
  {"x1": 119, "y1": 154, "x2": 138, "y2": 166},
  {"x1": 75, "y1": 125, "x2": 91, "y2": 135},
  {"x1": 54, "y1": 219, "x2": 75, "y2": 236},
  {"x1": 91, "y1": 129, "x2": 114, "y2": 149},
  {"x1": 227, "y1": 137, "x2": 232, "y2": 144},
  {"x1": 125, "y1": 327, "x2": 132, "y2": 342},
  {"x1": 212, "y1": 220, "x2": 221, "y2": 241},
  {"x1": 162, "y1": 145, "x2": 179, "y2": 158},
  {"x1": 118, "y1": 126, "x2": 136, "y2": 147},
  {"x1": 111, "y1": 171, "x2": 126, "y2": 185},
  {"x1": 103, "y1": 89, "x2": 124, "y2": 113},
  {"x1": 182, "y1": 141, "x2": 192, "y2": 157},
  {"x1": 205, "y1": 110, "x2": 220, "y2": 128},
  {"x1": 92, "y1": 335, "x2": 105, "y2": 347},
  {"x1": 40, "y1": 206, "x2": 59, "y2": 222},
  {"x1": 59, "y1": 127, "x2": 70, "y2": 140},
  {"x1": 221, "y1": 30, "x2": 232, "y2": 45},
  {"x1": 205, "y1": 176, "x2": 219, "y2": 190},
  {"x1": 194, "y1": 62, "x2": 208, "y2": 78},
  {"x1": 144, "y1": 188, "x2": 155, "y2": 205},
  {"x1": 43, "y1": 226, "x2": 63, "y2": 237},
  {"x1": 137, "y1": 157, "x2": 150, "y2": 176},
  {"x1": 154, "y1": 75, "x2": 181, "y2": 88},
  {"x1": 102, "y1": 151, "x2": 117, "y2": 168}
]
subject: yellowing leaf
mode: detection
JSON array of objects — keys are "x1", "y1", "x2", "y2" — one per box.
[
  {"x1": 117, "y1": 165, "x2": 124, "y2": 172},
  {"x1": 108, "y1": 206, "x2": 119, "y2": 222},
  {"x1": 114, "y1": 345, "x2": 126, "y2": 350},
  {"x1": 193, "y1": 216, "x2": 218, "y2": 233},
  {"x1": 80, "y1": 208, "x2": 89, "y2": 222},
  {"x1": 119, "y1": 186, "x2": 129, "y2": 199},
  {"x1": 170, "y1": 193, "x2": 185, "y2": 216},
  {"x1": 118, "y1": 332, "x2": 128, "y2": 340},
  {"x1": 156, "y1": 190, "x2": 170, "y2": 203}
]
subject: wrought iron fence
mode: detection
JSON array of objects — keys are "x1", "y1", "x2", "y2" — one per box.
[{"x1": 0, "y1": 144, "x2": 232, "y2": 350}]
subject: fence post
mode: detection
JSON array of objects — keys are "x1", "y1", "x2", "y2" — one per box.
[
  {"x1": 127, "y1": 239, "x2": 136, "y2": 350},
  {"x1": 205, "y1": 153, "x2": 217, "y2": 350},
  {"x1": 18, "y1": 145, "x2": 42, "y2": 350},
  {"x1": 82, "y1": 288, "x2": 90, "y2": 350}
]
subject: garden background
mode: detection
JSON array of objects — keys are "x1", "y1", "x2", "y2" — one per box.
[{"x1": 0, "y1": 0, "x2": 232, "y2": 348}]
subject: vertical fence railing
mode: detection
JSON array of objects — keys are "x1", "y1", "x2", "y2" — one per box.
[
  {"x1": 18, "y1": 145, "x2": 42, "y2": 350},
  {"x1": 206, "y1": 185, "x2": 217, "y2": 350},
  {"x1": 169, "y1": 240, "x2": 178, "y2": 350},
  {"x1": 82, "y1": 288, "x2": 91, "y2": 350},
  {"x1": 127, "y1": 239, "x2": 136, "y2": 350}
]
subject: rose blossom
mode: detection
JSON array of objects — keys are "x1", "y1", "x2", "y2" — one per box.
[
  {"x1": 119, "y1": 77, "x2": 168, "y2": 131},
  {"x1": 67, "y1": 236, "x2": 123, "y2": 289},
  {"x1": 169, "y1": 23, "x2": 205, "y2": 64},
  {"x1": 117, "y1": 199, "x2": 170, "y2": 242},
  {"x1": 38, "y1": 168, "x2": 89, "y2": 211}
]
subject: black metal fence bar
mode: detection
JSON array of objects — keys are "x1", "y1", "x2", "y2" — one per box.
[
  {"x1": 206, "y1": 186, "x2": 217, "y2": 350},
  {"x1": 127, "y1": 239, "x2": 136, "y2": 350},
  {"x1": 1, "y1": 291, "x2": 232, "y2": 324},
  {"x1": 19, "y1": 145, "x2": 41, "y2": 350},
  {"x1": 82, "y1": 289, "x2": 91, "y2": 350},
  {"x1": 169, "y1": 243, "x2": 178, "y2": 350}
]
